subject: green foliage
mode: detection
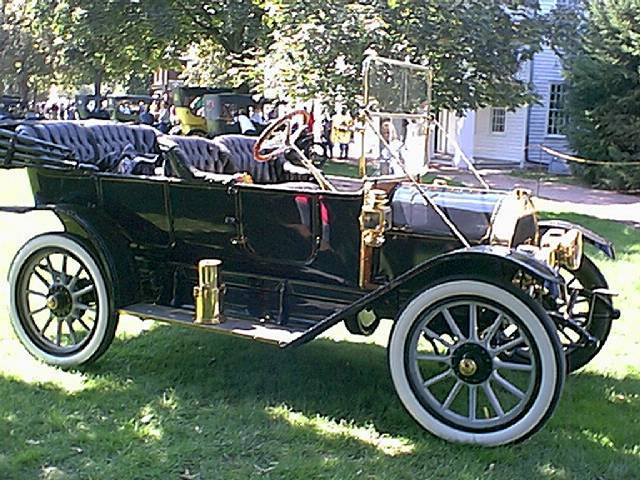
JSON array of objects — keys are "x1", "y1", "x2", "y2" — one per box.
[
  {"x1": 560, "y1": 0, "x2": 640, "y2": 191},
  {"x1": 34, "y1": 0, "x2": 185, "y2": 93},
  {"x1": 0, "y1": 0, "x2": 54, "y2": 102},
  {"x1": 265, "y1": 0, "x2": 546, "y2": 110}
]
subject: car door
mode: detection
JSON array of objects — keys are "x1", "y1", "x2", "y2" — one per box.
[
  {"x1": 169, "y1": 180, "x2": 239, "y2": 260},
  {"x1": 99, "y1": 175, "x2": 172, "y2": 248},
  {"x1": 237, "y1": 185, "x2": 319, "y2": 264}
]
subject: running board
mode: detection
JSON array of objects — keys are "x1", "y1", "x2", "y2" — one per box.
[{"x1": 119, "y1": 303, "x2": 307, "y2": 347}]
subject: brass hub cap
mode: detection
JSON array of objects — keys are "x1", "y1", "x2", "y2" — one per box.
[
  {"x1": 46, "y1": 296, "x2": 58, "y2": 310},
  {"x1": 451, "y1": 343, "x2": 493, "y2": 384},
  {"x1": 458, "y1": 358, "x2": 478, "y2": 377},
  {"x1": 46, "y1": 287, "x2": 73, "y2": 317}
]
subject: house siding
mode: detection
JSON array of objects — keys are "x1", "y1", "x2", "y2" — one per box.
[
  {"x1": 473, "y1": 107, "x2": 527, "y2": 163},
  {"x1": 526, "y1": 46, "x2": 571, "y2": 164},
  {"x1": 434, "y1": 0, "x2": 575, "y2": 166}
]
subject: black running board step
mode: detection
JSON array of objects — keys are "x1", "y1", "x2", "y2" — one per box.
[{"x1": 119, "y1": 303, "x2": 307, "y2": 347}]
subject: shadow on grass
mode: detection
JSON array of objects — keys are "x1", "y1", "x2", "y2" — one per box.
[{"x1": 1, "y1": 325, "x2": 639, "y2": 479}]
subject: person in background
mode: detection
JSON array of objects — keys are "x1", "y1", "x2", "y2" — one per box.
[
  {"x1": 331, "y1": 108, "x2": 353, "y2": 160},
  {"x1": 305, "y1": 106, "x2": 315, "y2": 132},
  {"x1": 378, "y1": 120, "x2": 405, "y2": 175},
  {"x1": 149, "y1": 99, "x2": 160, "y2": 119},
  {"x1": 237, "y1": 109, "x2": 256, "y2": 135},
  {"x1": 138, "y1": 104, "x2": 154, "y2": 125},
  {"x1": 66, "y1": 104, "x2": 76, "y2": 120},
  {"x1": 250, "y1": 104, "x2": 266, "y2": 126},
  {"x1": 321, "y1": 116, "x2": 333, "y2": 159},
  {"x1": 156, "y1": 100, "x2": 171, "y2": 133}
]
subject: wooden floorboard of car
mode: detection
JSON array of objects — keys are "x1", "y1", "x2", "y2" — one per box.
[{"x1": 119, "y1": 303, "x2": 307, "y2": 346}]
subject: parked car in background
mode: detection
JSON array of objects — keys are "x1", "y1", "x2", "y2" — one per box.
[{"x1": 172, "y1": 86, "x2": 264, "y2": 137}]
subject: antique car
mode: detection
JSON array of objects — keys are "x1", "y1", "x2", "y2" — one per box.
[
  {"x1": 107, "y1": 94, "x2": 155, "y2": 123},
  {"x1": 172, "y1": 86, "x2": 264, "y2": 137},
  {"x1": 0, "y1": 60, "x2": 619, "y2": 446},
  {"x1": 76, "y1": 94, "x2": 155, "y2": 123}
]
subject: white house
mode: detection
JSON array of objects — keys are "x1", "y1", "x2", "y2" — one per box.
[{"x1": 434, "y1": 0, "x2": 575, "y2": 169}]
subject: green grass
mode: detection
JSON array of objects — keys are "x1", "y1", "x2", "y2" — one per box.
[
  {"x1": 323, "y1": 160, "x2": 462, "y2": 185},
  {"x1": 0, "y1": 172, "x2": 638, "y2": 479}
]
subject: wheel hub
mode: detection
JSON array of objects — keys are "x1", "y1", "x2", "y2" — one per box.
[
  {"x1": 47, "y1": 286, "x2": 72, "y2": 317},
  {"x1": 452, "y1": 343, "x2": 493, "y2": 384}
]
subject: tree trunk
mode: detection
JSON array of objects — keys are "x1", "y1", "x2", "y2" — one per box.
[{"x1": 94, "y1": 70, "x2": 102, "y2": 97}]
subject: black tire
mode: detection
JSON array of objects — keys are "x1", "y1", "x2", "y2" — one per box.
[
  {"x1": 8, "y1": 234, "x2": 118, "y2": 367},
  {"x1": 561, "y1": 256, "x2": 613, "y2": 372},
  {"x1": 388, "y1": 278, "x2": 565, "y2": 446}
]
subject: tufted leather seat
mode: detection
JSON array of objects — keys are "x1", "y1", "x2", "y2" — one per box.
[
  {"x1": 164, "y1": 134, "x2": 312, "y2": 184},
  {"x1": 15, "y1": 120, "x2": 159, "y2": 171},
  {"x1": 166, "y1": 135, "x2": 232, "y2": 175},
  {"x1": 16, "y1": 121, "x2": 96, "y2": 163},
  {"x1": 81, "y1": 121, "x2": 158, "y2": 170},
  {"x1": 213, "y1": 135, "x2": 311, "y2": 184}
]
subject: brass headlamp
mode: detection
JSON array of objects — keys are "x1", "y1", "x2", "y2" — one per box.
[
  {"x1": 539, "y1": 228, "x2": 584, "y2": 271},
  {"x1": 359, "y1": 187, "x2": 391, "y2": 288}
]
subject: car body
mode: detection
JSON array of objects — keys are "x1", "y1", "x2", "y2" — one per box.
[{"x1": 0, "y1": 111, "x2": 619, "y2": 446}]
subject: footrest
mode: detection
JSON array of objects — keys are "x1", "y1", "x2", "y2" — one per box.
[{"x1": 119, "y1": 303, "x2": 307, "y2": 346}]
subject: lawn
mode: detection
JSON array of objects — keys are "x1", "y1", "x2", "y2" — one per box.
[{"x1": 0, "y1": 172, "x2": 638, "y2": 479}]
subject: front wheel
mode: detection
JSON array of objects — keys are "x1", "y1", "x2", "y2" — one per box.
[
  {"x1": 389, "y1": 279, "x2": 565, "y2": 446},
  {"x1": 8, "y1": 234, "x2": 118, "y2": 367}
]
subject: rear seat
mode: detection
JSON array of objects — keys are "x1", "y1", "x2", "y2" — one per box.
[
  {"x1": 15, "y1": 120, "x2": 159, "y2": 171},
  {"x1": 15, "y1": 121, "x2": 96, "y2": 164},
  {"x1": 81, "y1": 121, "x2": 158, "y2": 170}
]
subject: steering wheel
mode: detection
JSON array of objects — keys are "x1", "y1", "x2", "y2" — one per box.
[{"x1": 253, "y1": 109, "x2": 310, "y2": 162}]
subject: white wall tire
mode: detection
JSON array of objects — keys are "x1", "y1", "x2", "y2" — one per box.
[
  {"x1": 8, "y1": 234, "x2": 118, "y2": 367},
  {"x1": 389, "y1": 279, "x2": 565, "y2": 446}
]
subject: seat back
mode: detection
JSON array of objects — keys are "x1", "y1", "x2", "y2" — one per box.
[
  {"x1": 166, "y1": 135, "x2": 231, "y2": 174},
  {"x1": 81, "y1": 121, "x2": 158, "y2": 170},
  {"x1": 213, "y1": 135, "x2": 284, "y2": 183},
  {"x1": 15, "y1": 121, "x2": 96, "y2": 164}
]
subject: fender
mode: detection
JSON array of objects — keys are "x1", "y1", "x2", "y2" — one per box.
[
  {"x1": 539, "y1": 219, "x2": 615, "y2": 259},
  {"x1": 287, "y1": 245, "x2": 561, "y2": 348},
  {"x1": 3, "y1": 204, "x2": 141, "y2": 308}
]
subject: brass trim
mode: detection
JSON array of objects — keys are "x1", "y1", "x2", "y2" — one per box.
[{"x1": 358, "y1": 187, "x2": 391, "y2": 289}]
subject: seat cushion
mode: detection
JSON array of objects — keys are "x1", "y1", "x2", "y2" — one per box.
[{"x1": 16, "y1": 121, "x2": 96, "y2": 163}]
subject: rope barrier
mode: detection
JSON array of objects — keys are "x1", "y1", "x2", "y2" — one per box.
[{"x1": 539, "y1": 145, "x2": 640, "y2": 167}]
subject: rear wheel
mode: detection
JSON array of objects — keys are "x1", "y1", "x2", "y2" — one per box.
[
  {"x1": 9, "y1": 234, "x2": 118, "y2": 367},
  {"x1": 389, "y1": 279, "x2": 565, "y2": 446}
]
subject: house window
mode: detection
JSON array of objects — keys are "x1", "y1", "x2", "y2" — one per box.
[
  {"x1": 490, "y1": 107, "x2": 506, "y2": 133},
  {"x1": 547, "y1": 83, "x2": 568, "y2": 136}
]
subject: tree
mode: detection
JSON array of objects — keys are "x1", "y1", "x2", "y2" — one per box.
[
  {"x1": 559, "y1": 0, "x2": 640, "y2": 190},
  {"x1": 0, "y1": 0, "x2": 54, "y2": 103},
  {"x1": 264, "y1": 0, "x2": 547, "y2": 110},
  {"x1": 36, "y1": 0, "x2": 184, "y2": 95}
]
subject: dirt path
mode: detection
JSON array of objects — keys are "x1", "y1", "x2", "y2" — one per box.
[{"x1": 436, "y1": 167, "x2": 640, "y2": 227}]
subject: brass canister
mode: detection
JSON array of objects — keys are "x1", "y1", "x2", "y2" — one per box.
[{"x1": 194, "y1": 259, "x2": 224, "y2": 324}]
